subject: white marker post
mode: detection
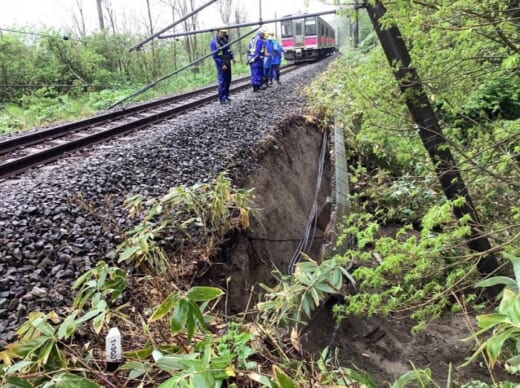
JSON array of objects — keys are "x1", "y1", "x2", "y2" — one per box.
[{"x1": 105, "y1": 327, "x2": 122, "y2": 372}]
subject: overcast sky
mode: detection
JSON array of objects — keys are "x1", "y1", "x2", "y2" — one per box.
[{"x1": 0, "y1": 0, "x2": 336, "y2": 34}]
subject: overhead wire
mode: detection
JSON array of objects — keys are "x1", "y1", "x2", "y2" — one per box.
[
  {"x1": 158, "y1": 10, "x2": 339, "y2": 39},
  {"x1": 0, "y1": 83, "x2": 136, "y2": 89},
  {"x1": 0, "y1": 27, "x2": 76, "y2": 41},
  {"x1": 129, "y1": 0, "x2": 218, "y2": 52},
  {"x1": 108, "y1": 26, "x2": 262, "y2": 110}
]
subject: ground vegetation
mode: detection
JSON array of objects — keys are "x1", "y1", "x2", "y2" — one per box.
[
  {"x1": 2, "y1": 0, "x2": 520, "y2": 386},
  {"x1": 303, "y1": 0, "x2": 520, "y2": 384},
  {"x1": 0, "y1": 28, "x2": 251, "y2": 133}
]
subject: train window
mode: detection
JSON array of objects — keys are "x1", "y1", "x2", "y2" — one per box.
[
  {"x1": 320, "y1": 24, "x2": 324, "y2": 36},
  {"x1": 295, "y1": 22, "x2": 302, "y2": 35},
  {"x1": 281, "y1": 22, "x2": 293, "y2": 38},
  {"x1": 304, "y1": 18, "x2": 316, "y2": 36}
]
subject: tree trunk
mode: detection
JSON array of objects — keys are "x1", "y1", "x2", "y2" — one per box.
[
  {"x1": 364, "y1": 1, "x2": 499, "y2": 282},
  {"x1": 159, "y1": 0, "x2": 179, "y2": 70},
  {"x1": 145, "y1": 0, "x2": 158, "y2": 79},
  {"x1": 219, "y1": 0, "x2": 232, "y2": 24},
  {"x1": 104, "y1": 0, "x2": 117, "y2": 34},
  {"x1": 234, "y1": 4, "x2": 248, "y2": 63},
  {"x1": 96, "y1": 0, "x2": 105, "y2": 31},
  {"x1": 72, "y1": 0, "x2": 87, "y2": 39}
]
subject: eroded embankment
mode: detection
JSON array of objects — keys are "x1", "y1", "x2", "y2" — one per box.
[
  {"x1": 205, "y1": 114, "x2": 332, "y2": 313},
  {"x1": 227, "y1": 119, "x2": 503, "y2": 386}
]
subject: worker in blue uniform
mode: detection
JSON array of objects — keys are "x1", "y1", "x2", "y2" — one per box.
[
  {"x1": 271, "y1": 35, "x2": 284, "y2": 85},
  {"x1": 210, "y1": 29, "x2": 234, "y2": 104},
  {"x1": 247, "y1": 29, "x2": 266, "y2": 92},
  {"x1": 263, "y1": 32, "x2": 275, "y2": 86}
]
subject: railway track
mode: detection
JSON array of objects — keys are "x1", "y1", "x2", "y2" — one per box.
[{"x1": 0, "y1": 65, "x2": 297, "y2": 180}]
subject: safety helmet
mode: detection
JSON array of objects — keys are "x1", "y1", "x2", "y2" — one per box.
[
  {"x1": 258, "y1": 28, "x2": 266, "y2": 35},
  {"x1": 218, "y1": 28, "x2": 228, "y2": 33}
]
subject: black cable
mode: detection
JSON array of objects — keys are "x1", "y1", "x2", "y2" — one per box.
[
  {"x1": 286, "y1": 130, "x2": 338, "y2": 364},
  {"x1": 288, "y1": 130, "x2": 328, "y2": 274},
  {"x1": 0, "y1": 28, "x2": 76, "y2": 41},
  {"x1": 323, "y1": 319, "x2": 342, "y2": 361},
  {"x1": 0, "y1": 83, "x2": 133, "y2": 89},
  {"x1": 247, "y1": 235, "x2": 325, "y2": 242}
]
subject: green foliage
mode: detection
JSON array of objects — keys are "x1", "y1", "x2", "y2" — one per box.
[
  {"x1": 117, "y1": 173, "x2": 252, "y2": 272},
  {"x1": 464, "y1": 253, "x2": 520, "y2": 374},
  {"x1": 72, "y1": 260, "x2": 128, "y2": 333},
  {"x1": 258, "y1": 254, "x2": 355, "y2": 326},
  {"x1": 248, "y1": 332, "x2": 377, "y2": 387},
  {"x1": 392, "y1": 365, "x2": 435, "y2": 388},
  {"x1": 149, "y1": 286, "x2": 223, "y2": 341},
  {"x1": 118, "y1": 287, "x2": 264, "y2": 388},
  {"x1": 1, "y1": 373, "x2": 101, "y2": 388},
  {"x1": 309, "y1": 1, "x2": 520, "y2": 342},
  {"x1": 144, "y1": 320, "x2": 257, "y2": 388},
  {"x1": 215, "y1": 322, "x2": 257, "y2": 370},
  {"x1": 153, "y1": 344, "x2": 233, "y2": 388},
  {"x1": 311, "y1": 0, "x2": 520, "y2": 230},
  {"x1": 0, "y1": 310, "x2": 101, "y2": 386},
  {"x1": 0, "y1": 27, "x2": 252, "y2": 133},
  {"x1": 313, "y1": 347, "x2": 377, "y2": 387},
  {"x1": 333, "y1": 201, "x2": 486, "y2": 329}
]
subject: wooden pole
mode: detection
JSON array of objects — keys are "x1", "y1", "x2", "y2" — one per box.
[{"x1": 363, "y1": 1, "x2": 499, "y2": 280}]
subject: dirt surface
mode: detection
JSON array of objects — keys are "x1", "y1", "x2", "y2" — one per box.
[
  {"x1": 304, "y1": 309, "x2": 509, "y2": 385},
  {"x1": 207, "y1": 115, "x2": 515, "y2": 386},
  {"x1": 205, "y1": 114, "x2": 332, "y2": 314}
]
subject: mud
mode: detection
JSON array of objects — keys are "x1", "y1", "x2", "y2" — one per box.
[
  {"x1": 209, "y1": 115, "x2": 512, "y2": 385},
  {"x1": 208, "y1": 114, "x2": 332, "y2": 314}
]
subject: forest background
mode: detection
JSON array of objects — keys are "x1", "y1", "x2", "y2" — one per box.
[{"x1": 0, "y1": 0, "x2": 337, "y2": 133}]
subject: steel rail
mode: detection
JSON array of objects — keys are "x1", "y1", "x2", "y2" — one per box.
[
  {"x1": 0, "y1": 66, "x2": 298, "y2": 180},
  {"x1": 0, "y1": 72, "x2": 261, "y2": 156}
]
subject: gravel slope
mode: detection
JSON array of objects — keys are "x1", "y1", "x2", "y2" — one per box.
[{"x1": 0, "y1": 59, "x2": 333, "y2": 345}]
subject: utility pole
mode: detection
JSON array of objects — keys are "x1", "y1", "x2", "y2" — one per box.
[{"x1": 363, "y1": 1, "x2": 499, "y2": 281}]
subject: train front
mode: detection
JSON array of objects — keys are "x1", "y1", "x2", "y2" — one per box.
[{"x1": 280, "y1": 15, "x2": 336, "y2": 62}]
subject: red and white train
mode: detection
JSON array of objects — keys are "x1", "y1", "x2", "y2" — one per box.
[{"x1": 280, "y1": 14, "x2": 337, "y2": 62}]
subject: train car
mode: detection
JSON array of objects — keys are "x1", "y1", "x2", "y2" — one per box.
[{"x1": 280, "y1": 14, "x2": 337, "y2": 62}]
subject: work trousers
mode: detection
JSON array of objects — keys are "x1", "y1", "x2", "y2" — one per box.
[
  {"x1": 249, "y1": 59, "x2": 264, "y2": 88},
  {"x1": 271, "y1": 64, "x2": 280, "y2": 81},
  {"x1": 263, "y1": 56, "x2": 273, "y2": 83},
  {"x1": 216, "y1": 66, "x2": 232, "y2": 102}
]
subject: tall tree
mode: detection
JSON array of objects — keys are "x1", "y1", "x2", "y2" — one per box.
[
  {"x1": 96, "y1": 0, "x2": 105, "y2": 31},
  {"x1": 104, "y1": 0, "x2": 118, "y2": 34},
  {"x1": 219, "y1": 0, "x2": 232, "y2": 24},
  {"x1": 145, "y1": 0, "x2": 159, "y2": 79},
  {"x1": 234, "y1": 3, "x2": 247, "y2": 63},
  {"x1": 176, "y1": 0, "x2": 201, "y2": 67},
  {"x1": 71, "y1": 0, "x2": 87, "y2": 39},
  {"x1": 160, "y1": 0, "x2": 180, "y2": 70}
]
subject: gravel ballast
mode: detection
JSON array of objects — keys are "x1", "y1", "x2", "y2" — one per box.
[{"x1": 0, "y1": 59, "x2": 333, "y2": 345}]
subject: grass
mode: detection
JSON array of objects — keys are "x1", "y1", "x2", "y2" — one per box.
[{"x1": 0, "y1": 62, "x2": 252, "y2": 135}]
